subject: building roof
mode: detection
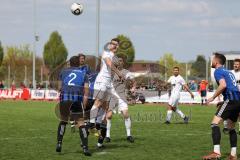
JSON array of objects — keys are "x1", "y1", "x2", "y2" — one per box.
[{"x1": 213, "y1": 51, "x2": 240, "y2": 55}]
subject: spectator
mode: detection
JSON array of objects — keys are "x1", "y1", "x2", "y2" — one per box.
[
  {"x1": 199, "y1": 80, "x2": 208, "y2": 105},
  {"x1": 0, "y1": 80, "x2": 4, "y2": 89}
]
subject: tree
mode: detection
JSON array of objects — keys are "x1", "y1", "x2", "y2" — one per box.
[
  {"x1": 116, "y1": 35, "x2": 135, "y2": 66},
  {"x1": 159, "y1": 53, "x2": 180, "y2": 77},
  {"x1": 0, "y1": 45, "x2": 44, "y2": 87},
  {"x1": 0, "y1": 41, "x2": 3, "y2": 66},
  {"x1": 191, "y1": 55, "x2": 206, "y2": 78},
  {"x1": 43, "y1": 31, "x2": 68, "y2": 71}
]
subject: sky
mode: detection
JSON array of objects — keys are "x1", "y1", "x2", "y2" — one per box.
[{"x1": 0, "y1": 0, "x2": 240, "y2": 62}]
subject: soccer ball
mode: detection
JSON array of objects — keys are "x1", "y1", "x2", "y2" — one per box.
[{"x1": 71, "y1": 3, "x2": 83, "y2": 15}]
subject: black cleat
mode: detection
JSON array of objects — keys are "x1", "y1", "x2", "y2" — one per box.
[
  {"x1": 127, "y1": 136, "x2": 134, "y2": 143},
  {"x1": 164, "y1": 121, "x2": 170, "y2": 124},
  {"x1": 184, "y1": 116, "x2": 189, "y2": 124},
  {"x1": 223, "y1": 128, "x2": 229, "y2": 135},
  {"x1": 83, "y1": 148, "x2": 91, "y2": 156},
  {"x1": 56, "y1": 142, "x2": 62, "y2": 153},
  {"x1": 105, "y1": 137, "x2": 111, "y2": 143}
]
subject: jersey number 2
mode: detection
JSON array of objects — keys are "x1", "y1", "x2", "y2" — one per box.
[{"x1": 68, "y1": 73, "x2": 77, "y2": 86}]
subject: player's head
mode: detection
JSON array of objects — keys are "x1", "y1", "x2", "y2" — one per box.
[
  {"x1": 233, "y1": 59, "x2": 240, "y2": 71},
  {"x1": 109, "y1": 38, "x2": 120, "y2": 53},
  {"x1": 78, "y1": 53, "x2": 86, "y2": 66},
  {"x1": 117, "y1": 54, "x2": 127, "y2": 69},
  {"x1": 70, "y1": 56, "x2": 80, "y2": 67},
  {"x1": 212, "y1": 53, "x2": 226, "y2": 68},
  {"x1": 173, "y1": 67, "x2": 180, "y2": 76}
]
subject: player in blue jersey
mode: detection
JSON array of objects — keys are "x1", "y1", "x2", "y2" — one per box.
[
  {"x1": 56, "y1": 56, "x2": 91, "y2": 156},
  {"x1": 70, "y1": 53, "x2": 92, "y2": 131},
  {"x1": 203, "y1": 53, "x2": 240, "y2": 160}
]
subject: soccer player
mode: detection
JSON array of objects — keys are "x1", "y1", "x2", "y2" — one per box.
[
  {"x1": 56, "y1": 56, "x2": 91, "y2": 156},
  {"x1": 202, "y1": 53, "x2": 240, "y2": 160},
  {"x1": 105, "y1": 56, "x2": 134, "y2": 143},
  {"x1": 89, "y1": 38, "x2": 123, "y2": 125},
  {"x1": 199, "y1": 80, "x2": 208, "y2": 105},
  {"x1": 223, "y1": 59, "x2": 240, "y2": 134},
  {"x1": 165, "y1": 67, "x2": 194, "y2": 124},
  {"x1": 70, "y1": 53, "x2": 91, "y2": 132}
]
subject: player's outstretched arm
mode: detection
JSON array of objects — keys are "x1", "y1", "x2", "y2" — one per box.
[
  {"x1": 104, "y1": 57, "x2": 123, "y2": 79},
  {"x1": 183, "y1": 84, "x2": 194, "y2": 99},
  {"x1": 207, "y1": 79, "x2": 226, "y2": 103}
]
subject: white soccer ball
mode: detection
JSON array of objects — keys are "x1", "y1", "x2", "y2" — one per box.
[{"x1": 71, "y1": 3, "x2": 83, "y2": 15}]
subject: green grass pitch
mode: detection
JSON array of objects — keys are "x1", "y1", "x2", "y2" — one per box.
[{"x1": 0, "y1": 100, "x2": 238, "y2": 160}]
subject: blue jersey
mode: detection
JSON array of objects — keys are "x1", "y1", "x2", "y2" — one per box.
[
  {"x1": 79, "y1": 65, "x2": 97, "y2": 100},
  {"x1": 214, "y1": 67, "x2": 240, "y2": 101},
  {"x1": 59, "y1": 67, "x2": 88, "y2": 102},
  {"x1": 79, "y1": 65, "x2": 91, "y2": 75}
]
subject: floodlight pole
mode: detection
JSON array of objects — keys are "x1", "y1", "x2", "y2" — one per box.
[
  {"x1": 33, "y1": 0, "x2": 37, "y2": 89},
  {"x1": 96, "y1": 0, "x2": 100, "y2": 57}
]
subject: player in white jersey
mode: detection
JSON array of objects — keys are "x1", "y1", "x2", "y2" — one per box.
[
  {"x1": 165, "y1": 67, "x2": 194, "y2": 124},
  {"x1": 89, "y1": 38, "x2": 124, "y2": 147},
  {"x1": 105, "y1": 56, "x2": 134, "y2": 143}
]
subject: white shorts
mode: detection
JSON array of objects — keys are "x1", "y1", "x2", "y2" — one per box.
[
  {"x1": 93, "y1": 80, "x2": 120, "y2": 102},
  {"x1": 168, "y1": 95, "x2": 180, "y2": 108},
  {"x1": 109, "y1": 92, "x2": 128, "y2": 112}
]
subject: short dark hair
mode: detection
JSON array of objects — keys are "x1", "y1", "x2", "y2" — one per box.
[
  {"x1": 70, "y1": 56, "x2": 80, "y2": 67},
  {"x1": 234, "y1": 58, "x2": 240, "y2": 63},
  {"x1": 214, "y1": 52, "x2": 226, "y2": 65},
  {"x1": 173, "y1": 66, "x2": 179, "y2": 70},
  {"x1": 78, "y1": 53, "x2": 86, "y2": 59},
  {"x1": 111, "y1": 38, "x2": 120, "y2": 44},
  {"x1": 117, "y1": 53, "x2": 127, "y2": 63}
]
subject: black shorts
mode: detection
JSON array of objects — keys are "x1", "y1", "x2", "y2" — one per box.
[
  {"x1": 60, "y1": 101, "x2": 84, "y2": 118},
  {"x1": 201, "y1": 90, "x2": 207, "y2": 97},
  {"x1": 215, "y1": 100, "x2": 240, "y2": 122}
]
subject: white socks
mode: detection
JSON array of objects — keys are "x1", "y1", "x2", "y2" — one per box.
[
  {"x1": 106, "y1": 119, "x2": 111, "y2": 138},
  {"x1": 231, "y1": 147, "x2": 237, "y2": 156},
  {"x1": 214, "y1": 145, "x2": 220, "y2": 154},
  {"x1": 166, "y1": 110, "x2": 173, "y2": 122},
  {"x1": 175, "y1": 109, "x2": 185, "y2": 119},
  {"x1": 90, "y1": 105, "x2": 98, "y2": 123},
  {"x1": 125, "y1": 117, "x2": 131, "y2": 137}
]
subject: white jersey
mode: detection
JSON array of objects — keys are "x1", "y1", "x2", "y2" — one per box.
[
  {"x1": 167, "y1": 75, "x2": 186, "y2": 96},
  {"x1": 231, "y1": 70, "x2": 240, "y2": 90},
  {"x1": 95, "y1": 50, "x2": 114, "y2": 82}
]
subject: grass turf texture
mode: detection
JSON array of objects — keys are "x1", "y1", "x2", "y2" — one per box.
[{"x1": 0, "y1": 100, "x2": 238, "y2": 160}]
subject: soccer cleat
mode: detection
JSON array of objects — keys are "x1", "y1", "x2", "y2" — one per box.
[
  {"x1": 184, "y1": 116, "x2": 189, "y2": 124},
  {"x1": 83, "y1": 148, "x2": 91, "y2": 156},
  {"x1": 96, "y1": 143, "x2": 105, "y2": 149},
  {"x1": 202, "y1": 152, "x2": 221, "y2": 160},
  {"x1": 56, "y1": 141, "x2": 62, "y2": 153},
  {"x1": 127, "y1": 136, "x2": 134, "y2": 143},
  {"x1": 164, "y1": 121, "x2": 170, "y2": 124},
  {"x1": 223, "y1": 128, "x2": 229, "y2": 135},
  {"x1": 105, "y1": 137, "x2": 111, "y2": 143},
  {"x1": 227, "y1": 154, "x2": 237, "y2": 160}
]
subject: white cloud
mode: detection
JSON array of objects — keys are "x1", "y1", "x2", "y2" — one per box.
[
  {"x1": 179, "y1": 17, "x2": 240, "y2": 28},
  {"x1": 102, "y1": 0, "x2": 214, "y2": 16}
]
